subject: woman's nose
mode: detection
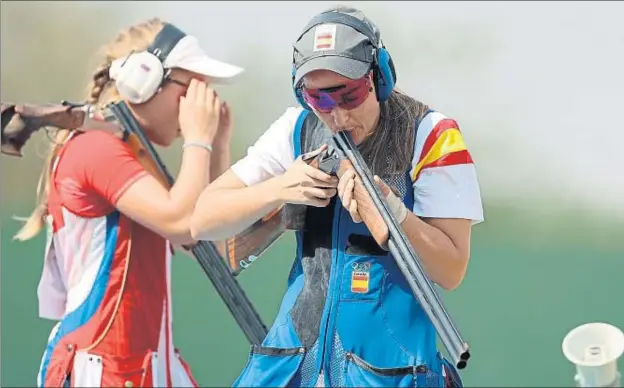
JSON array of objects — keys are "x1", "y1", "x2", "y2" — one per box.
[{"x1": 331, "y1": 107, "x2": 349, "y2": 128}]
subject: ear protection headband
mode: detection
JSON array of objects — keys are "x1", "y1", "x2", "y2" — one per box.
[
  {"x1": 109, "y1": 23, "x2": 186, "y2": 104},
  {"x1": 292, "y1": 11, "x2": 397, "y2": 110}
]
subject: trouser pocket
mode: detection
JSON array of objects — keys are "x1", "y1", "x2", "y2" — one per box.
[
  {"x1": 343, "y1": 352, "x2": 450, "y2": 388},
  {"x1": 343, "y1": 352, "x2": 418, "y2": 387},
  {"x1": 233, "y1": 345, "x2": 306, "y2": 387},
  {"x1": 71, "y1": 350, "x2": 155, "y2": 387},
  {"x1": 70, "y1": 350, "x2": 103, "y2": 387}
]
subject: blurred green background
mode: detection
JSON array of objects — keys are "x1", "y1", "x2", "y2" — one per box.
[{"x1": 2, "y1": 1, "x2": 623, "y2": 387}]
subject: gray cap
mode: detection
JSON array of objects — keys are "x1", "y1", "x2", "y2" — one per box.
[{"x1": 293, "y1": 6, "x2": 381, "y2": 87}]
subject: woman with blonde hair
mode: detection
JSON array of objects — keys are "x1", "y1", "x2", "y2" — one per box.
[{"x1": 15, "y1": 18, "x2": 244, "y2": 387}]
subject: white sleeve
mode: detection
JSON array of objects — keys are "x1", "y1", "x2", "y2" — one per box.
[
  {"x1": 37, "y1": 231, "x2": 67, "y2": 320},
  {"x1": 230, "y1": 106, "x2": 304, "y2": 187},
  {"x1": 409, "y1": 111, "x2": 484, "y2": 224}
]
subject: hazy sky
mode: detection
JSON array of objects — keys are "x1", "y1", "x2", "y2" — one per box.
[{"x1": 27, "y1": 2, "x2": 624, "y2": 218}]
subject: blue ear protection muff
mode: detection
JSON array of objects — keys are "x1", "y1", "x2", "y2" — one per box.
[
  {"x1": 291, "y1": 11, "x2": 397, "y2": 110},
  {"x1": 109, "y1": 23, "x2": 187, "y2": 104}
]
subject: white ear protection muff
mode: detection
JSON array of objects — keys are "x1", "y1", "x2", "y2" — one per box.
[
  {"x1": 109, "y1": 51, "x2": 166, "y2": 104},
  {"x1": 108, "y1": 23, "x2": 187, "y2": 104}
]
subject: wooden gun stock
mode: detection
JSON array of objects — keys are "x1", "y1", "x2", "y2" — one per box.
[
  {"x1": 1, "y1": 102, "x2": 88, "y2": 157},
  {"x1": 224, "y1": 203, "x2": 306, "y2": 274},
  {"x1": 1, "y1": 101, "x2": 124, "y2": 158},
  {"x1": 125, "y1": 133, "x2": 170, "y2": 188},
  {"x1": 223, "y1": 198, "x2": 308, "y2": 276}
]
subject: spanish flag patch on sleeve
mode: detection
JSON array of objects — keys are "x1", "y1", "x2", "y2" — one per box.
[{"x1": 411, "y1": 118, "x2": 474, "y2": 182}]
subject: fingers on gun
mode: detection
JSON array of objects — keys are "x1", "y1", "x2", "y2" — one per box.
[
  {"x1": 338, "y1": 170, "x2": 349, "y2": 197},
  {"x1": 337, "y1": 168, "x2": 355, "y2": 196},
  {"x1": 339, "y1": 178, "x2": 355, "y2": 209},
  {"x1": 337, "y1": 169, "x2": 364, "y2": 223},
  {"x1": 301, "y1": 144, "x2": 329, "y2": 164},
  {"x1": 349, "y1": 200, "x2": 362, "y2": 223},
  {"x1": 341, "y1": 178, "x2": 362, "y2": 222},
  {"x1": 302, "y1": 186, "x2": 336, "y2": 207},
  {"x1": 304, "y1": 144, "x2": 328, "y2": 158},
  {"x1": 301, "y1": 175, "x2": 337, "y2": 189},
  {"x1": 303, "y1": 164, "x2": 337, "y2": 186}
]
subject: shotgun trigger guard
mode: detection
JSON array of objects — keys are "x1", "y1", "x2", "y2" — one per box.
[{"x1": 317, "y1": 146, "x2": 342, "y2": 176}]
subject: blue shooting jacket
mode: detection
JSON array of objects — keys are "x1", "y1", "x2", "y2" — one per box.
[{"x1": 233, "y1": 109, "x2": 463, "y2": 388}]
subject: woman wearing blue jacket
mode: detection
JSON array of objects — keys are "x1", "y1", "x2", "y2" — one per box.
[{"x1": 191, "y1": 6, "x2": 484, "y2": 388}]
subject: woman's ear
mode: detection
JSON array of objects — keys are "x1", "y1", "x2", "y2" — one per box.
[{"x1": 370, "y1": 69, "x2": 381, "y2": 101}]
